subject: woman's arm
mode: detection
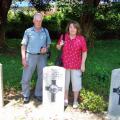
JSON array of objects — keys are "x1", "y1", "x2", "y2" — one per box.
[
  {"x1": 56, "y1": 34, "x2": 65, "y2": 50},
  {"x1": 81, "y1": 51, "x2": 87, "y2": 72}
]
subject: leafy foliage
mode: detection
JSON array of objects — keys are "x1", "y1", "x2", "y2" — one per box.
[
  {"x1": 80, "y1": 89, "x2": 107, "y2": 113},
  {"x1": 30, "y1": 0, "x2": 51, "y2": 11},
  {"x1": 95, "y1": 3, "x2": 120, "y2": 39},
  {"x1": 7, "y1": 2, "x2": 120, "y2": 39},
  {"x1": 7, "y1": 9, "x2": 64, "y2": 39},
  {"x1": 57, "y1": 1, "x2": 120, "y2": 39},
  {"x1": 57, "y1": 0, "x2": 96, "y2": 20},
  {"x1": 7, "y1": 10, "x2": 33, "y2": 38}
]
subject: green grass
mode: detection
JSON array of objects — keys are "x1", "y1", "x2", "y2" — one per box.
[
  {"x1": 0, "y1": 39, "x2": 120, "y2": 102},
  {"x1": 0, "y1": 54, "x2": 22, "y2": 90},
  {"x1": 84, "y1": 40, "x2": 120, "y2": 100}
]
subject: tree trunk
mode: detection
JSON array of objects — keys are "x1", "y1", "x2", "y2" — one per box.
[
  {"x1": 80, "y1": 0, "x2": 100, "y2": 47},
  {"x1": 0, "y1": 0, "x2": 12, "y2": 49},
  {"x1": 0, "y1": 24, "x2": 5, "y2": 48}
]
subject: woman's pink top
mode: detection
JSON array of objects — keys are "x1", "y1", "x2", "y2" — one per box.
[{"x1": 57, "y1": 33, "x2": 87, "y2": 69}]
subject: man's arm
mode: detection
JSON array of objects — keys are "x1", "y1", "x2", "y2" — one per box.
[
  {"x1": 81, "y1": 52, "x2": 87, "y2": 72},
  {"x1": 41, "y1": 28, "x2": 51, "y2": 54},
  {"x1": 21, "y1": 45, "x2": 28, "y2": 68}
]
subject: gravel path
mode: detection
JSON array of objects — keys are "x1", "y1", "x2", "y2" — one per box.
[{"x1": 0, "y1": 97, "x2": 109, "y2": 120}]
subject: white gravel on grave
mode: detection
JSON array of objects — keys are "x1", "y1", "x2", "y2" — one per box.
[{"x1": 0, "y1": 99, "x2": 109, "y2": 120}]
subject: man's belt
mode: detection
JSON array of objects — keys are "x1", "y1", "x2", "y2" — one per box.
[{"x1": 26, "y1": 52, "x2": 40, "y2": 55}]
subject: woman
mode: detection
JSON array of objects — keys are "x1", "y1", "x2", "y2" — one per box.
[{"x1": 56, "y1": 20, "x2": 87, "y2": 108}]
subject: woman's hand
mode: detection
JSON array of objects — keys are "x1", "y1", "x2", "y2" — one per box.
[
  {"x1": 81, "y1": 64, "x2": 85, "y2": 72},
  {"x1": 56, "y1": 40, "x2": 64, "y2": 50},
  {"x1": 56, "y1": 45, "x2": 62, "y2": 50}
]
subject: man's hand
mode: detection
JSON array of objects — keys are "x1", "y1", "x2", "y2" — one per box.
[
  {"x1": 22, "y1": 58, "x2": 28, "y2": 68},
  {"x1": 21, "y1": 45, "x2": 28, "y2": 68},
  {"x1": 40, "y1": 47, "x2": 47, "y2": 54}
]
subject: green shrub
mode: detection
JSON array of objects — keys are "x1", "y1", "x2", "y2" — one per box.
[
  {"x1": 79, "y1": 89, "x2": 107, "y2": 113},
  {"x1": 43, "y1": 12, "x2": 64, "y2": 39},
  {"x1": 7, "y1": 10, "x2": 33, "y2": 38},
  {"x1": 7, "y1": 10, "x2": 64, "y2": 39},
  {"x1": 95, "y1": 3, "x2": 120, "y2": 39}
]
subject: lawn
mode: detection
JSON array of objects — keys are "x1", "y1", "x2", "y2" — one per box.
[
  {"x1": 0, "y1": 39, "x2": 120, "y2": 102},
  {"x1": 84, "y1": 40, "x2": 120, "y2": 100}
]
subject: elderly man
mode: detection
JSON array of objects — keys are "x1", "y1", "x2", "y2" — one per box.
[{"x1": 21, "y1": 13, "x2": 51, "y2": 103}]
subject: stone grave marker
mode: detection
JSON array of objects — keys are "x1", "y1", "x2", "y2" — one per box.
[
  {"x1": 42, "y1": 66, "x2": 65, "y2": 119},
  {"x1": 108, "y1": 68, "x2": 120, "y2": 119},
  {"x1": 0, "y1": 63, "x2": 4, "y2": 107}
]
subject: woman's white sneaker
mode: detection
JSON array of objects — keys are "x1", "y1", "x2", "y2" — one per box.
[{"x1": 73, "y1": 102, "x2": 79, "y2": 109}]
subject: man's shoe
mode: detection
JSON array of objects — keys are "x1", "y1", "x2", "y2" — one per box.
[
  {"x1": 34, "y1": 96, "x2": 42, "y2": 102},
  {"x1": 64, "y1": 99, "x2": 68, "y2": 107},
  {"x1": 23, "y1": 97, "x2": 30, "y2": 104}
]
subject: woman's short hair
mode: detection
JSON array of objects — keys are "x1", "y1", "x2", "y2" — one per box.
[{"x1": 66, "y1": 20, "x2": 81, "y2": 35}]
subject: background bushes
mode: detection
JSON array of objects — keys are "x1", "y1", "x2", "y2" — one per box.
[
  {"x1": 7, "y1": 10, "x2": 64, "y2": 39},
  {"x1": 7, "y1": 10, "x2": 33, "y2": 38},
  {"x1": 94, "y1": 3, "x2": 120, "y2": 39},
  {"x1": 6, "y1": 3, "x2": 120, "y2": 40}
]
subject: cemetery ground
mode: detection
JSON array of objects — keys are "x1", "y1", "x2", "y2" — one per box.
[{"x1": 0, "y1": 39, "x2": 120, "y2": 119}]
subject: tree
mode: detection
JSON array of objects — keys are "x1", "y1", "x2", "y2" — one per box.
[
  {"x1": 0, "y1": 0, "x2": 51, "y2": 49},
  {"x1": 81, "y1": 0, "x2": 100, "y2": 47},
  {"x1": 0, "y1": 0, "x2": 12, "y2": 49},
  {"x1": 58, "y1": 0, "x2": 101, "y2": 47},
  {"x1": 30, "y1": 0, "x2": 51, "y2": 11}
]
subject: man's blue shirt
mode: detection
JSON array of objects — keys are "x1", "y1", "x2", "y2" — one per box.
[{"x1": 21, "y1": 26, "x2": 51, "y2": 54}]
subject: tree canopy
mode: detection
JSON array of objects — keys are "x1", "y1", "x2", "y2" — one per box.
[{"x1": 30, "y1": 0, "x2": 52, "y2": 11}]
